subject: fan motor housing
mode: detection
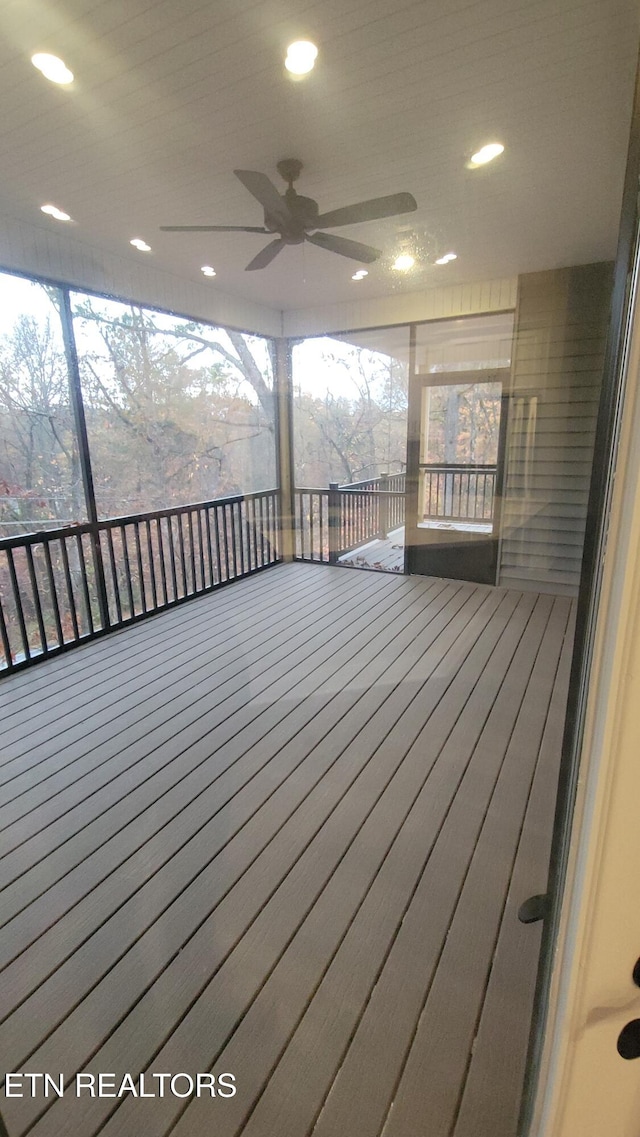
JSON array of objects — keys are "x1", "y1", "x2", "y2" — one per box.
[{"x1": 264, "y1": 192, "x2": 319, "y2": 241}]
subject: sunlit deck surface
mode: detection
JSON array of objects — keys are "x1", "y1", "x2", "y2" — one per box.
[
  {"x1": 338, "y1": 528, "x2": 405, "y2": 572},
  {"x1": 0, "y1": 562, "x2": 574, "y2": 1137}
]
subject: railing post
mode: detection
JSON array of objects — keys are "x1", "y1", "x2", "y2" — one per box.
[
  {"x1": 328, "y1": 482, "x2": 340, "y2": 564},
  {"x1": 378, "y1": 472, "x2": 390, "y2": 537}
]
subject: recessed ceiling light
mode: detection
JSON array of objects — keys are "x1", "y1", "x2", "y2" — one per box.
[
  {"x1": 469, "y1": 142, "x2": 504, "y2": 167},
  {"x1": 352, "y1": 269, "x2": 368, "y2": 280},
  {"x1": 201, "y1": 265, "x2": 216, "y2": 277},
  {"x1": 392, "y1": 254, "x2": 415, "y2": 272},
  {"x1": 285, "y1": 41, "x2": 318, "y2": 75},
  {"x1": 435, "y1": 252, "x2": 457, "y2": 265},
  {"x1": 31, "y1": 53, "x2": 74, "y2": 85},
  {"x1": 40, "y1": 203, "x2": 72, "y2": 222},
  {"x1": 130, "y1": 238, "x2": 152, "y2": 252}
]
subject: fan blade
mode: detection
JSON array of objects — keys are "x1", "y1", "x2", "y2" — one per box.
[
  {"x1": 314, "y1": 192, "x2": 417, "y2": 229},
  {"x1": 160, "y1": 225, "x2": 270, "y2": 233},
  {"x1": 306, "y1": 232, "x2": 381, "y2": 263},
  {"x1": 234, "y1": 170, "x2": 293, "y2": 227},
  {"x1": 245, "y1": 239, "x2": 287, "y2": 271}
]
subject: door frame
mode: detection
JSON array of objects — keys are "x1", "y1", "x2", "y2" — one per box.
[
  {"x1": 404, "y1": 365, "x2": 510, "y2": 583},
  {"x1": 519, "y1": 52, "x2": 640, "y2": 1137}
]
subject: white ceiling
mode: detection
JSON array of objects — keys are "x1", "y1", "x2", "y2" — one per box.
[{"x1": 0, "y1": 0, "x2": 637, "y2": 316}]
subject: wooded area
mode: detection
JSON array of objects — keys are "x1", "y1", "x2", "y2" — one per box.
[{"x1": 0, "y1": 279, "x2": 276, "y2": 536}]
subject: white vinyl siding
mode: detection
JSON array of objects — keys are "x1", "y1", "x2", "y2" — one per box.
[{"x1": 499, "y1": 263, "x2": 613, "y2": 595}]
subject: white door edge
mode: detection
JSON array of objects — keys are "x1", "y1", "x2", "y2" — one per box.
[{"x1": 530, "y1": 247, "x2": 640, "y2": 1137}]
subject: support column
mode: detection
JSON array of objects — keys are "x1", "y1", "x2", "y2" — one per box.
[{"x1": 274, "y1": 337, "x2": 296, "y2": 561}]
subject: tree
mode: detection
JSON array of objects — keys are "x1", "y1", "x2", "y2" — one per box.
[
  {"x1": 70, "y1": 299, "x2": 277, "y2": 514},
  {"x1": 293, "y1": 343, "x2": 408, "y2": 486},
  {"x1": 0, "y1": 311, "x2": 83, "y2": 530}
]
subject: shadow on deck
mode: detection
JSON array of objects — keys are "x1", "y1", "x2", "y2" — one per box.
[{"x1": 0, "y1": 562, "x2": 574, "y2": 1137}]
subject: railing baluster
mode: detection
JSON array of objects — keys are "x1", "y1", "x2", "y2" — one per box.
[
  {"x1": 235, "y1": 502, "x2": 244, "y2": 576},
  {"x1": 6, "y1": 548, "x2": 30, "y2": 661},
  {"x1": 146, "y1": 519, "x2": 158, "y2": 609},
  {"x1": 104, "y1": 529, "x2": 122, "y2": 624},
  {"x1": 253, "y1": 497, "x2": 258, "y2": 565},
  {"x1": 76, "y1": 534, "x2": 94, "y2": 635},
  {"x1": 245, "y1": 498, "x2": 253, "y2": 572},
  {"x1": 43, "y1": 540, "x2": 64, "y2": 649},
  {"x1": 266, "y1": 493, "x2": 273, "y2": 563},
  {"x1": 166, "y1": 517, "x2": 178, "y2": 601},
  {"x1": 60, "y1": 537, "x2": 80, "y2": 641},
  {"x1": 187, "y1": 510, "x2": 197, "y2": 593},
  {"x1": 156, "y1": 518, "x2": 168, "y2": 605},
  {"x1": 121, "y1": 525, "x2": 135, "y2": 619},
  {"x1": 256, "y1": 497, "x2": 264, "y2": 567},
  {"x1": 177, "y1": 514, "x2": 188, "y2": 596},
  {"x1": 202, "y1": 509, "x2": 213, "y2": 586},
  {"x1": 269, "y1": 493, "x2": 275, "y2": 562},
  {"x1": 213, "y1": 505, "x2": 224, "y2": 583},
  {"x1": 227, "y1": 504, "x2": 236, "y2": 578},
  {"x1": 25, "y1": 544, "x2": 48, "y2": 655},
  {"x1": 134, "y1": 521, "x2": 147, "y2": 613},
  {"x1": 265, "y1": 494, "x2": 271, "y2": 563},
  {"x1": 220, "y1": 504, "x2": 229, "y2": 580},
  {"x1": 193, "y1": 509, "x2": 203, "y2": 589},
  {"x1": 0, "y1": 593, "x2": 12, "y2": 671}
]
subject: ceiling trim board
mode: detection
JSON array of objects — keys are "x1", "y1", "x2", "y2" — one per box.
[
  {"x1": 0, "y1": 214, "x2": 283, "y2": 338},
  {"x1": 282, "y1": 277, "x2": 518, "y2": 337}
]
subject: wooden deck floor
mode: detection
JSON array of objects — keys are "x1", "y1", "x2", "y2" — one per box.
[
  {"x1": 339, "y1": 529, "x2": 405, "y2": 572},
  {"x1": 0, "y1": 562, "x2": 574, "y2": 1137}
]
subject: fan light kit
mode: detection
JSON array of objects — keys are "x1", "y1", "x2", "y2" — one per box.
[
  {"x1": 130, "y1": 238, "x2": 152, "y2": 252},
  {"x1": 392, "y1": 254, "x2": 415, "y2": 272},
  {"x1": 285, "y1": 41, "x2": 318, "y2": 75},
  {"x1": 31, "y1": 53, "x2": 74, "y2": 85},
  {"x1": 41, "y1": 203, "x2": 72, "y2": 222},
  {"x1": 435, "y1": 252, "x2": 457, "y2": 265},
  {"x1": 352, "y1": 270, "x2": 368, "y2": 280},
  {"x1": 201, "y1": 265, "x2": 216, "y2": 277},
  {"x1": 469, "y1": 142, "x2": 504, "y2": 167},
  {"x1": 160, "y1": 159, "x2": 417, "y2": 271}
]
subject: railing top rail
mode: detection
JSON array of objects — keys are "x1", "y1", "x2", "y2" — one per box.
[
  {"x1": 339, "y1": 472, "x2": 406, "y2": 490},
  {"x1": 294, "y1": 486, "x2": 404, "y2": 497},
  {"x1": 420, "y1": 462, "x2": 497, "y2": 471},
  {"x1": 0, "y1": 520, "x2": 95, "y2": 551},
  {"x1": 339, "y1": 488, "x2": 405, "y2": 497},
  {"x1": 0, "y1": 488, "x2": 279, "y2": 550}
]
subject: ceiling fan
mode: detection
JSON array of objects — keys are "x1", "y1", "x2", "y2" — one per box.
[{"x1": 160, "y1": 159, "x2": 417, "y2": 271}]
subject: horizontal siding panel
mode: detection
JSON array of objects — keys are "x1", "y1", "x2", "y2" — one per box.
[
  {"x1": 502, "y1": 529, "x2": 585, "y2": 549},
  {"x1": 513, "y1": 338, "x2": 608, "y2": 361},
  {"x1": 526, "y1": 423, "x2": 596, "y2": 440},
  {"x1": 498, "y1": 574, "x2": 580, "y2": 597},
  {"x1": 510, "y1": 384, "x2": 602, "y2": 400},
  {"x1": 506, "y1": 457, "x2": 595, "y2": 470},
  {"x1": 499, "y1": 559, "x2": 582, "y2": 581},
  {"x1": 501, "y1": 512, "x2": 586, "y2": 533},
  {"x1": 514, "y1": 357, "x2": 608, "y2": 377}
]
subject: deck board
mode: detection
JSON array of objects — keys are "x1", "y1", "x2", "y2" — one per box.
[{"x1": 0, "y1": 562, "x2": 573, "y2": 1137}]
